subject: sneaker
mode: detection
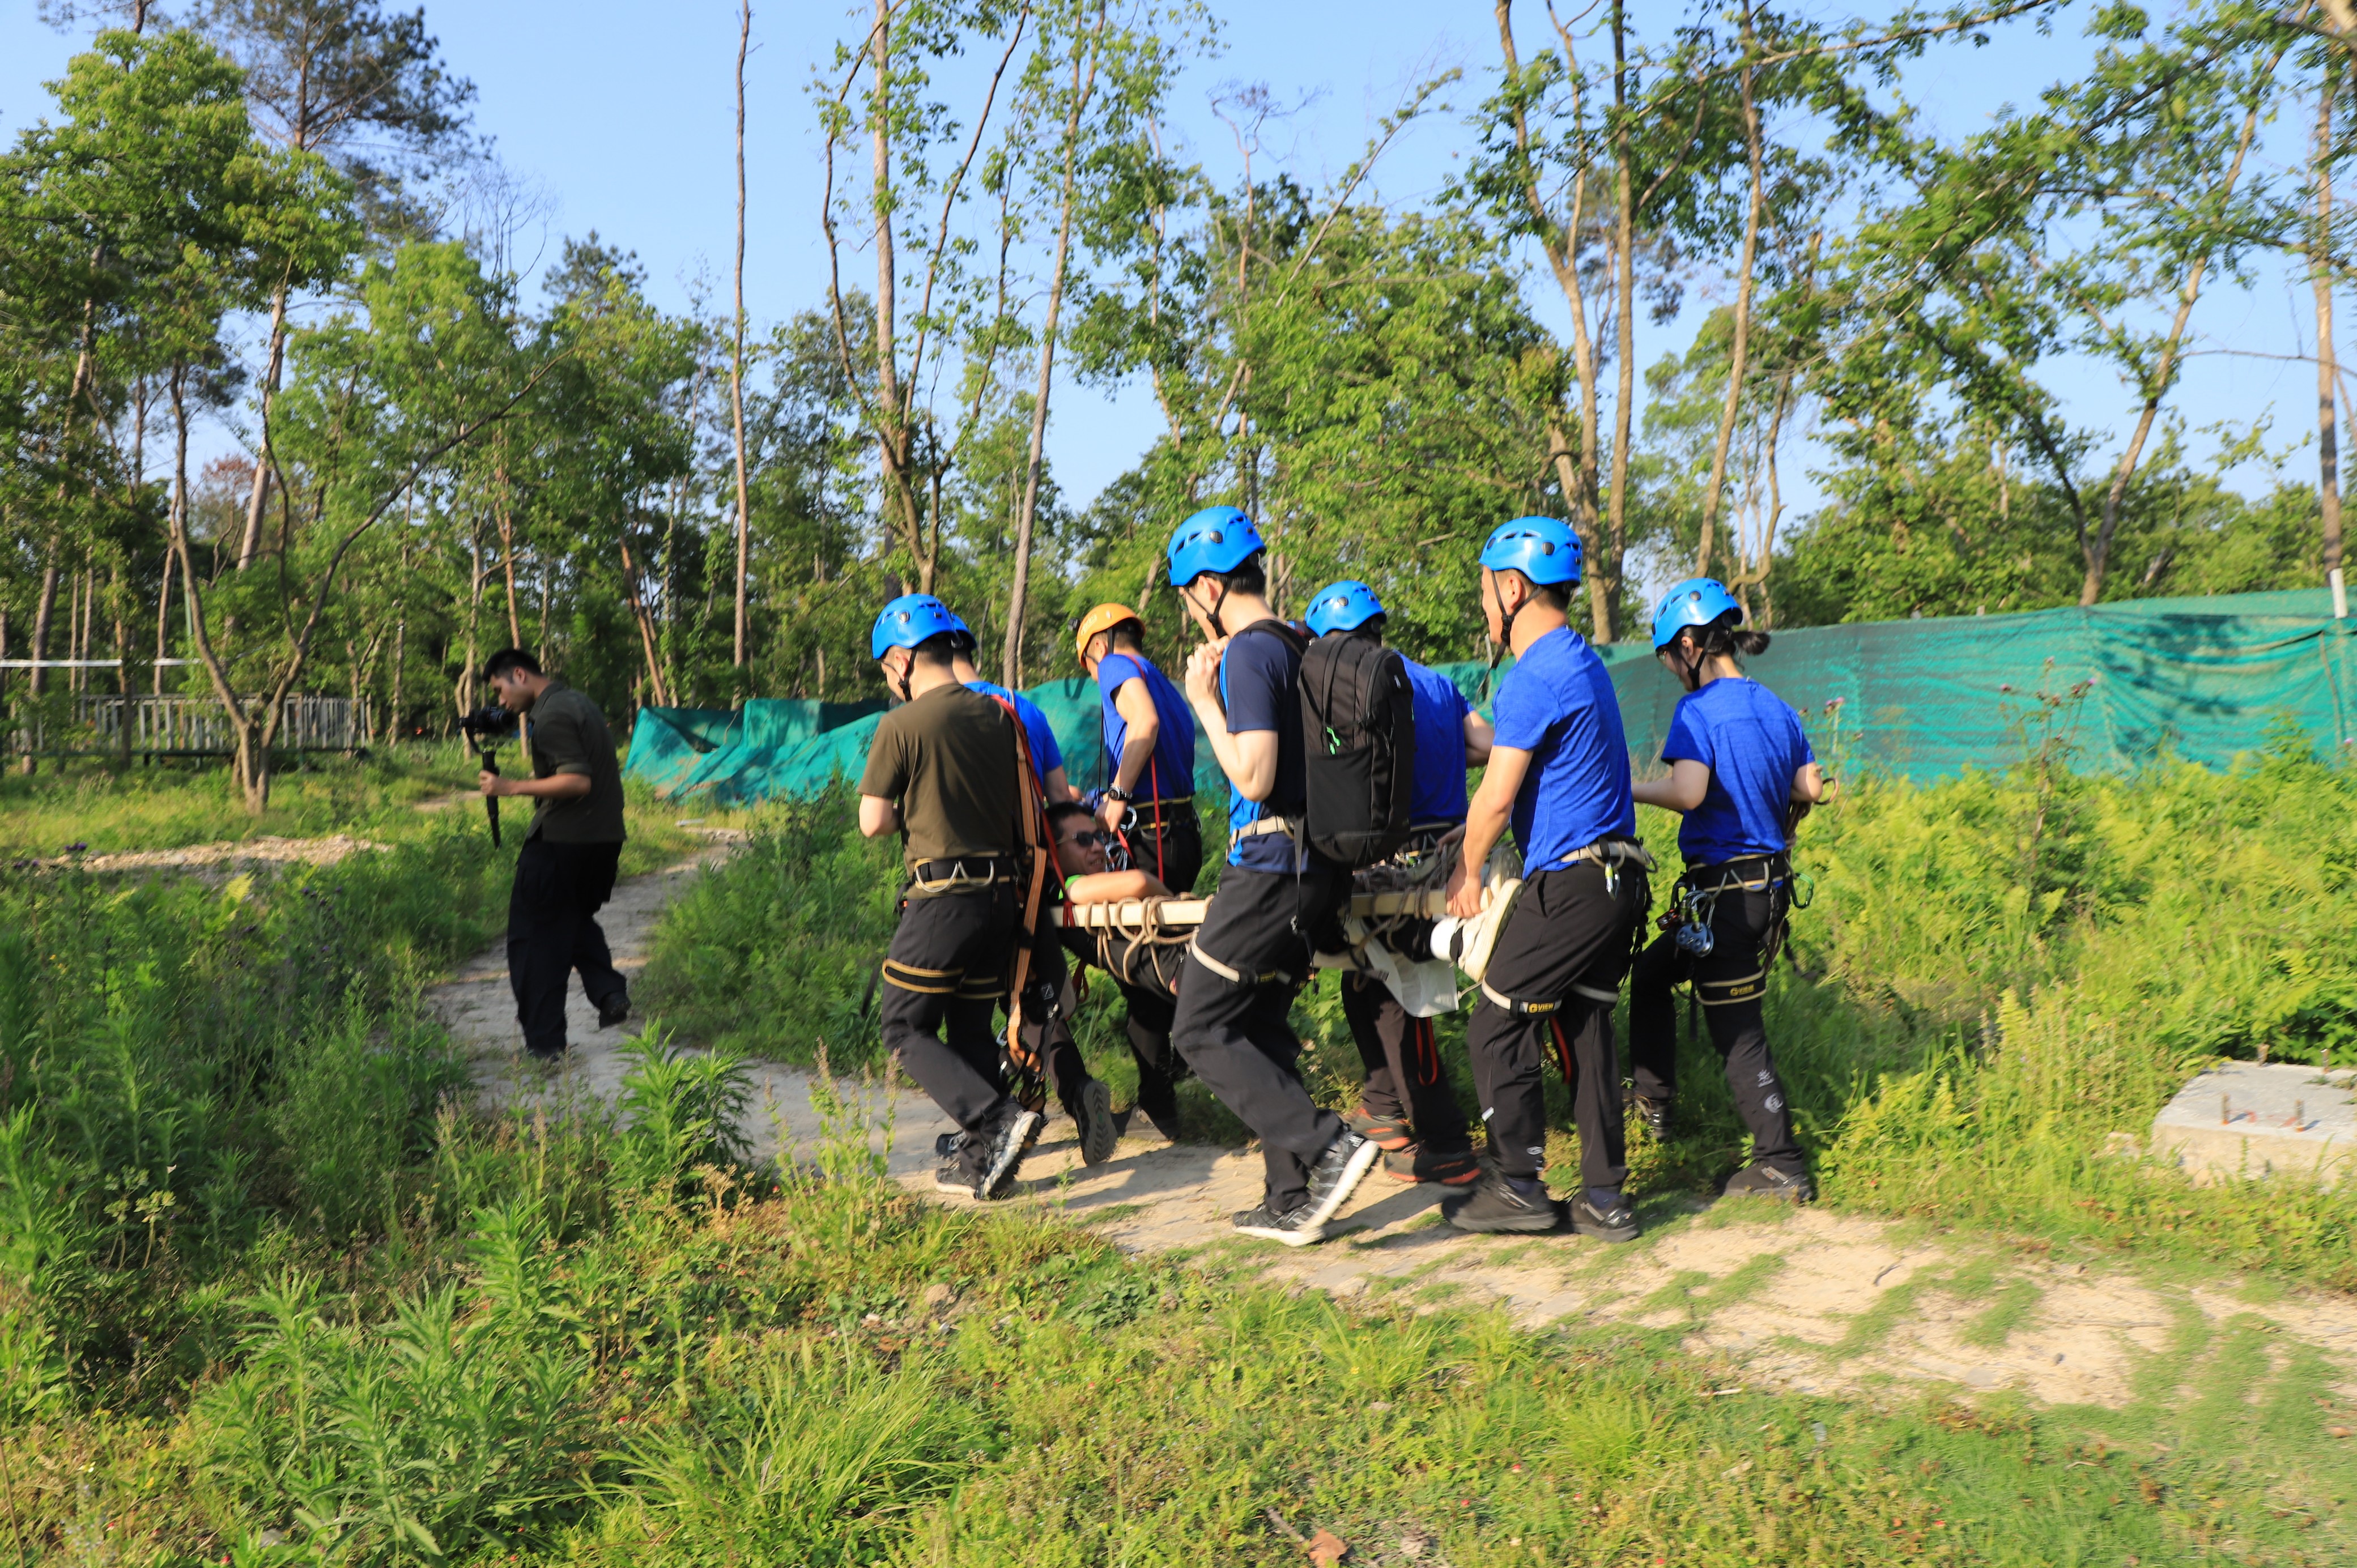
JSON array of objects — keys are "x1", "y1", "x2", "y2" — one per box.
[
  {"x1": 1722, "y1": 1163, "x2": 1813, "y2": 1203},
  {"x1": 1569, "y1": 1188, "x2": 1641, "y2": 1243},
  {"x1": 1077, "y1": 1078, "x2": 1118, "y2": 1166},
  {"x1": 1230, "y1": 1199, "x2": 1327, "y2": 1246},
  {"x1": 1632, "y1": 1096, "x2": 1673, "y2": 1139},
  {"x1": 596, "y1": 993, "x2": 632, "y2": 1030},
  {"x1": 934, "y1": 1155, "x2": 973, "y2": 1194},
  {"x1": 974, "y1": 1109, "x2": 1043, "y2": 1200},
  {"x1": 1397, "y1": 1145, "x2": 1481, "y2": 1187},
  {"x1": 525, "y1": 1045, "x2": 567, "y2": 1068},
  {"x1": 1446, "y1": 1170, "x2": 1561, "y2": 1233},
  {"x1": 1345, "y1": 1106, "x2": 1415, "y2": 1152},
  {"x1": 1296, "y1": 1130, "x2": 1381, "y2": 1234}
]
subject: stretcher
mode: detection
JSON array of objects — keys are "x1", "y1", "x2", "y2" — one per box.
[{"x1": 1045, "y1": 887, "x2": 1453, "y2": 929}]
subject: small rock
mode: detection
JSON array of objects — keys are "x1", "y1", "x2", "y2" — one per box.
[
  {"x1": 2330, "y1": 1425, "x2": 2354, "y2": 1439},
  {"x1": 922, "y1": 1282, "x2": 955, "y2": 1309},
  {"x1": 1307, "y1": 1529, "x2": 1349, "y2": 1565},
  {"x1": 862, "y1": 1311, "x2": 883, "y2": 1327},
  {"x1": 1367, "y1": 1400, "x2": 1394, "y2": 1413}
]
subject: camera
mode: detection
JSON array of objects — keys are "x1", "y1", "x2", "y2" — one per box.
[{"x1": 460, "y1": 702, "x2": 518, "y2": 742}]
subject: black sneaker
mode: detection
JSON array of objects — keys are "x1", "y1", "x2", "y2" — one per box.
[
  {"x1": 525, "y1": 1045, "x2": 567, "y2": 1068},
  {"x1": 1632, "y1": 1096, "x2": 1672, "y2": 1139},
  {"x1": 974, "y1": 1109, "x2": 1043, "y2": 1200},
  {"x1": 1722, "y1": 1163, "x2": 1813, "y2": 1203},
  {"x1": 596, "y1": 994, "x2": 631, "y2": 1030},
  {"x1": 1077, "y1": 1078, "x2": 1118, "y2": 1166},
  {"x1": 1229, "y1": 1199, "x2": 1328, "y2": 1246},
  {"x1": 1569, "y1": 1188, "x2": 1640, "y2": 1243},
  {"x1": 1297, "y1": 1130, "x2": 1381, "y2": 1234},
  {"x1": 1446, "y1": 1171, "x2": 1561, "y2": 1233}
]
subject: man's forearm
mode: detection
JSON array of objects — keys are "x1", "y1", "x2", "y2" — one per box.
[
  {"x1": 1460, "y1": 792, "x2": 1511, "y2": 879},
  {"x1": 1114, "y1": 734, "x2": 1156, "y2": 795}
]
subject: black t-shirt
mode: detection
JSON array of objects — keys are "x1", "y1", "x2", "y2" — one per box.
[{"x1": 1219, "y1": 622, "x2": 1308, "y2": 870}]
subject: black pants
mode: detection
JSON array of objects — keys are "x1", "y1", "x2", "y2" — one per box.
[
  {"x1": 1120, "y1": 802, "x2": 1203, "y2": 894},
  {"x1": 880, "y1": 883, "x2": 1022, "y2": 1171},
  {"x1": 508, "y1": 837, "x2": 626, "y2": 1056},
  {"x1": 1049, "y1": 928, "x2": 1187, "y2": 1126},
  {"x1": 1170, "y1": 863, "x2": 1343, "y2": 1210},
  {"x1": 1463, "y1": 863, "x2": 1648, "y2": 1188},
  {"x1": 1628, "y1": 881, "x2": 1802, "y2": 1174},
  {"x1": 1341, "y1": 969, "x2": 1470, "y2": 1154}
]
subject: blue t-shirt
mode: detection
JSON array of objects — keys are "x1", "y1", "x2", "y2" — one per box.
[
  {"x1": 964, "y1": 680, "x2": 1062, "y2": 783},
  {"x1": 1095, "y1": 651, "x2": 1194, "y2": 800},
  {"x1": 1488, "y1": 626, "x2": 1636, "y2": 870},
  {"x1": 1403, "y1": 657, "x2": 1470, "y2": 826},
  {"x1": 1661, "y1": 676, "x2": 1814, "y2": 865},
  {"x1": 1218, "y1": 625, "x2": 1308, "y2": 871}
]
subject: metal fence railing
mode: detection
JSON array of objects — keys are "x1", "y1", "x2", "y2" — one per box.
[{"x1": 2, "y1": 694, "x2": 364, "y2": 757}]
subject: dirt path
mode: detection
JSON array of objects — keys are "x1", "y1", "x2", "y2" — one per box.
[{"x1": 435, "y1": 853, "x2": 2357, "y2": 1416}]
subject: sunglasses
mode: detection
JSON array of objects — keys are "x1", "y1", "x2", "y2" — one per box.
[{"x1": 1060, "y1": 829, "x2": 1114, "y2": 849}]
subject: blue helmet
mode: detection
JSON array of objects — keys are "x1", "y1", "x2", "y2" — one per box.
[
  {"x1": 870, "y1": 593, "x2": 963, "y2": 660},
  {"x1": 1304, "y1": 580, "x2": 1385, "y2": 636},
  {"x1": 939, "y1": 604, "x2": 978, "y2": 653},
  {"x1": 1650, "y1": 577, "x2": 1744, "y2": 650},
  {"x1": 1479, "y1": 516, "x2": 1583, "y2": 587},
  {"x1": 1166, "y1": 505, "x2": 1265, "y2": 587}
]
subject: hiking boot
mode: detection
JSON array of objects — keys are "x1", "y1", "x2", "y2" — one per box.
[
  {"x1": 1446, "y1": 1170, "x2": 1561, "y2": 1233},
  {"x1": 1076, "y1": 1078, "x2": 1118, "y2": 1166},
  {"x1": 1383, "y1": 1144, "x2": 1482, "y2": 1186},
  {"x1": 1569, "y1": 1187, "x2": 1641, "y2": 1243},
  {"x1": 1722, "y1": 1163, "x2": 1813, "y2": 1203},
  {"x1": 1632, "y1": 1096, "x2": 1673, "y2": 1139},
  {"x1": 973, "y1": 1109, "x2": 1043, "y2": 1200},
  {"x1": 596, "y1": 992, "x2": 632, "y2": 1030},
  {"x1": 1229, "y1": 1199, "x2": 1328, "y2": 1247},
  {"x1": 1345, "y1": 1106, "x2": 1415, "y2": 1152},
  {"x1": 934, "y1": 1155, "x2": 974, "y2": 1194},
  {"x1": 1297, "y1": 1130, "x2": 1381, "y2": 1233}
]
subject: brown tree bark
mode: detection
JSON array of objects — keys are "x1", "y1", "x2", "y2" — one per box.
[
  {"x1": 731, "y1": 0, "x2": 755, "y2": 668},
  {"x1": 1695, "y1": 1, "x2": 1765, "y2": 579},
  {"x1": 1002, "y1": 1, "x2": 1107, "y2": 689},
  {"x1": 1604, "y1": 1, "x2": 1637, "y2": 642},
  {"x1": 237, "y1": 288, "x2": 289, "y2": 569},
  {"x1": 2320, "y1": 65, "x2": 2347, "y2": 599}
]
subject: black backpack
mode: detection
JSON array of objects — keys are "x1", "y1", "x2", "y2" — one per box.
[{"x1": 1296, "y1": 627, "x2": 1417, "y2": 867}]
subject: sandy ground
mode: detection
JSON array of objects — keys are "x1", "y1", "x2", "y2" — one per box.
[
  {"x1": 436, "y1": 850, "x2": 2357, "y2": 1413},
  {"x1": 20, "y1": 834, "x2": 389, "y2": 874}
]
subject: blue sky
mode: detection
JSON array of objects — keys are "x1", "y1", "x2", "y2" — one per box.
[{"x1": 1, "y1": 1, "x2": 2329, "y2": 589}]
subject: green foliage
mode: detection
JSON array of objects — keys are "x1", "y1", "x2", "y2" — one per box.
[{"x1": 638, "y1": 788, "x2": 904, "y2": 1068}]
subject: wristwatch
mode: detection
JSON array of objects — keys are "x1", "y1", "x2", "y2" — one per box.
[{"x1": 1104, "y1": 783, "x2": 1133, "y2": 803}]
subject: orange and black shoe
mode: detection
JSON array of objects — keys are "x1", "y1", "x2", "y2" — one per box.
[
  {"x1": 1384, "y1": 1144, "x2": 1482, "y2": 1187},
  {"x1": 1343, "y1": 1106, "x2": 1414, "y2": 1153}
]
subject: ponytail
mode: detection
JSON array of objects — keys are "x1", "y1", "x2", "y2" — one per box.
[{"x1": 1674, "y1": 609, "x2": 1769, "y2": 665}]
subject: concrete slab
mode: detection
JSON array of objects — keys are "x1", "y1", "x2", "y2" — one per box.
[{"x1": 2150, "y1": 1061, "x2": 2357, "y2": 1185}]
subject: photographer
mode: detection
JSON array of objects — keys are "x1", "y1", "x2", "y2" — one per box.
[{"x1": 474, "y1": 649, "x2": 630, "y2": 1064}]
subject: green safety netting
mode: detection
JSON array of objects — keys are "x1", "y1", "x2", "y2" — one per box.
[{"x1": 623, "y1": 590, "x2": 2355, "y2": 804}]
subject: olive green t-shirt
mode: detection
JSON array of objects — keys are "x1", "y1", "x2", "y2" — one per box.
[
  {"x1": 858, "y1": 682, "x2": 1019, "y2": 885},
  {"x1": 524, "y1": 679, "x2": 627, "y2": 845}
]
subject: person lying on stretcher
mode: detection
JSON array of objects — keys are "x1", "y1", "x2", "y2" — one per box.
[{"x1": 1046, "y1": 800, "x2": 1190, "y2": 1139}]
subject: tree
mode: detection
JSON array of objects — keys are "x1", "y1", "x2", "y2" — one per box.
[{"x1": 191, "y1": 0, "x2": 474, "y2": 572}]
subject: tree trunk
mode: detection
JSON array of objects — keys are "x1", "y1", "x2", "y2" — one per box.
[
  {"x1": 2081, "y1": 79, "x2": 2270, "y2": 605},
  {"x1": 153, "y1": 541, "x2": 175, "y2": 697},
  {"x1": 168, "y1": 365, "x2": 270, "y2": 813},
  {"x1": 1695, "y1": 3, "x2": 1764, "y2": 578},
  {"x1": 1002, "y1": 3, "x2": 1105, "y2": 689},
  {"x1": 236, "y1": 287, "x2": 290, "y2": 569},
  {"x1": 496, "y1": 456, "x2": 522, "y2": 648},
  {"x1": 1602, "y1": 0, "x2": 1636, "y2": 642},
  {"x1": 867, "y1": 0, "x2": 928, "y2": 593},
  {"x1": 1498, "y1": 1, "x2": 1611, "y2": 640},
  {"x1": 619, "y1": 536, "x2": 673, "y2": 706},
  {"x1": 731, "y1": 0, "x2": 755, "y2": 670},
  {"x1": 2320, "y1": 67, "x2": 2347, "y2": 594}
]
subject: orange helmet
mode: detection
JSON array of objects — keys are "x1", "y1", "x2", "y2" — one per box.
[{"x1": 1073, "y1": 602, "x2": 1142, "y2": 665}]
